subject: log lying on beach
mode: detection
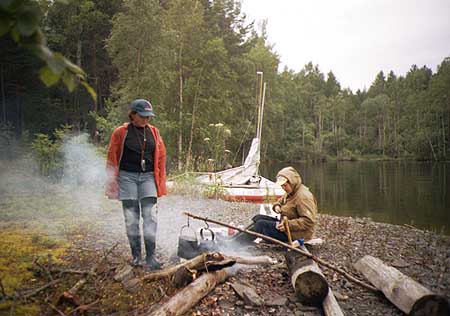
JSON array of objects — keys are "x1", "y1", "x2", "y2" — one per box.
[
  {"x1": 322, "y1": 290, "x2": 345, "y2": 316},
  {"x1": 285, "y1": 246, "x2": 329, "y2": 305},
  {"x1": 354, "y1": 255, "x2": 450, "y2": 316},
  {"x1": 286, "y1": 245, "x2": 345, "y2": 315},
  {"x1": 149, "y1": 268, "x2": 234, "y2": 316}
]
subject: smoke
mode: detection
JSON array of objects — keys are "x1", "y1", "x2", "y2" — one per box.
[
  {"x1": 0, "y1": 133, "x2": 263, "y2": 261},
  {"x1": 0, "y1": 133, "x2": 123, "y2": 249},
  {"x1": 59, "y1": 133, "x2": 109, "y2": 214}
]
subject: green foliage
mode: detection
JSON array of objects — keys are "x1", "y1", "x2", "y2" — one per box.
[
  {"x1": 1, "y1": 0, "x2": 449, "y2": 164},
  {"x1": 202, "y1": 182, "x2": 227, "y2": 199},
  {"x1": 31, "y1": 124, "x2": 72, "y2": 176},
  {"x1": 0, "y1": 0, "x2": 97, "y2": 100},
  {"x1": 89, "y1": 99, "x2": 123, "y2": 146},
  {"x1": 202, "y1": 123, "x2": 232, "y2": 171},
  {"x1": 169, "y1": 172, "x2": 202, "y2": 195}
]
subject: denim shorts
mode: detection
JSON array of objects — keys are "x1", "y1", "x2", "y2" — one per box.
[{"x1": 118, "y1": 170, "x2": 157, "y2": 200}]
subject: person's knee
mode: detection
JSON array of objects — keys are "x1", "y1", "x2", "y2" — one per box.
[
  {"x1": 122, "y1": 200, "x2": 139, "y2": 227},
  {"x1": 253, "y1": 219, "x2": 267, "y2": 233},
  {"x1": 141, "y1": 197, "x2": 157, "y2": 205},
  {"x1": 122, "y1": 199, "x2": 139, "y2": 210}
]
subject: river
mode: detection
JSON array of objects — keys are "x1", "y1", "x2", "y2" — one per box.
[{"x1": 262, "y1": 161, "x2": 450, "y2": 235}]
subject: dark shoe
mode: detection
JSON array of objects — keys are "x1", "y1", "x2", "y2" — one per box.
[
  {"x1": 130, "y1": 256, "x2": 142, "y2": 267},
  {"x1": 144, "y1": 256, "x2": 162, "y2": 271}
]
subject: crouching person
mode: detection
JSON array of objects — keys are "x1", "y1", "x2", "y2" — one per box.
[{"x1": 233, "y1": 166, "x2": 317, "y2": 244}]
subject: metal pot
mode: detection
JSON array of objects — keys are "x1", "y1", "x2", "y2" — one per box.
[
  {"x1": 198, "y1": 227, "x2": 218, "y2": 253},
  {"x1": 177, "y1": 225, "x2": 200, "y2": 259}
]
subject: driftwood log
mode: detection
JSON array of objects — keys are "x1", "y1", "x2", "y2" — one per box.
[
  {"x1": 149, "y1": 268, "x2": 235, "y2": 316},
  {"x1": 354, "y1": 255, "x2": 450, "y2": 316},
  {"x1": 285, "y1": 248, "x2": 329, "y2": 305},
  {"x1": 184, "y1": 212, "x2": 378, "y2": 292},
  {"x1": 323, "y1": 290, "x2": 345, "y2": 316},
  {"x1": 285, "y1": 245, "x2": 345, "y2": 314}
]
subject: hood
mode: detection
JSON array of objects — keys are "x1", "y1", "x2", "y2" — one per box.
[{"x1": 276, "y1": 166, "x2": 302, "y2": 193}]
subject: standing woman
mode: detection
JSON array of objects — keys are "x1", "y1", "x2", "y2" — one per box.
[{"x1": 106, "y1": 99, "x2": 166, "y2": 270}]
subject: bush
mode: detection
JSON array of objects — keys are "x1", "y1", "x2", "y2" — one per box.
[{"x1": 31, "y1": 124, "x2": 72, "y2": 177}]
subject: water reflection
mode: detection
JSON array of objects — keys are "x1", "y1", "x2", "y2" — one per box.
[{"x1": 262, "y1": 161, "x2": 450, "y2": 235}]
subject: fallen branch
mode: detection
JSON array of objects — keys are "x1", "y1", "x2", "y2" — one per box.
[
  {"x1": 184, "y1": 211, "x2": 378, "y2": 293},
  {"x1": 22, "y1": 279, "x2": 61, "y2": 300},
  {"x1": 56, "y1": 242, "x2": 118, "y2": 305},
  {"x1": 66, "y1": 299, "x2": 100, "y2": 316},
  {"x1": 149, "y1": 268, "x2": 235, "y2": 316},
  {"x1": 33, "y1": 259, "x2": 54, "y2": 281},
  {"x1": 47, "y1": 301, "x2": 67, "y2": 316},
  {"x1": 228, "y1": 255, "x2": 277, "y2": 265}
]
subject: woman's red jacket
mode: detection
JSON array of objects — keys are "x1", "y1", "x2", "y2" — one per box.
[{"x1": 105, "y1": 122, "x2": 167, "y2": 199}]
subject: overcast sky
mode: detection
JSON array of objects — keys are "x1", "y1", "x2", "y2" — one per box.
[{"x1": 240, "y1": 0, "x2": 450, "y2": 92}]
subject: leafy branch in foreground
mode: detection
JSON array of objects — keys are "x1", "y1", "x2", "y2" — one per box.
[{"x1": 0, "y1": 0, "x2": 96, "y2": 101}]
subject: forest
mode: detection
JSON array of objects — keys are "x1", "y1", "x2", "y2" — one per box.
[{"x1": 1, "y1": 0, "x2": 450, "y2": 173}]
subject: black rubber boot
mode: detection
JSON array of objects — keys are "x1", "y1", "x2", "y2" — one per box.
[
  {"x1": 144, "y1": 237, "x2": 161, "y2": 270},
  {"x1": 128, "y1": 234, "x2": 142, "y2": 266}
]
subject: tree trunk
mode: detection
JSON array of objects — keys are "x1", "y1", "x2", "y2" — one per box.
[
  {"x1": 185, "y1": 69, "x2": 203, "y2": 170},
  {"x1": 1, "y1": 63, "x2": 6, "y2": 123},
  {"x1": 177, "y1": 61, "x2": 183, "y2": 171},
  {"x1": 442, "y1": 115, "x2": 446, "y2": 159},
  {"x1": 354, "y1": 255, "x2": 450, "y2": 316},
  {"x1": 149, "y1": 268, "x2": 234, "y2": 316},
  {"x1": 284, "y1": 248, "x2": 329, "y2": 305},
  {"x1": 91, "y1": 36, "x2": 98, "y2": 112},
  {"x1": 302, "y1": 123, "x2": 305, "y2": 147}
]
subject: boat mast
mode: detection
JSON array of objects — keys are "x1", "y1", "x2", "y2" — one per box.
[{"x1": 255, "y1": 71, "x2": 266, "y2": 176}]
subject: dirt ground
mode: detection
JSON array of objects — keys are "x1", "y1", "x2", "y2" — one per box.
[{"x1": 1, "y1": 191, "x2": 449, "y2": 316}]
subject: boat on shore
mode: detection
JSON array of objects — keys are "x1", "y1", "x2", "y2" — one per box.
[{"x1": 195, "y1": 72, "x2": 284, "y2": 203}]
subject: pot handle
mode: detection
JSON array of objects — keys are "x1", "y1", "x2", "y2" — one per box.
[
  {"x1": 179, "y1": 224, "x2": 198, "y2": 241},
  {"x1": 200, "y1": 227, "x2": 215, "y2": 241}
]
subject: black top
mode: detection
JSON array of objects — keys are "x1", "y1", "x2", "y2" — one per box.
[{"x1": 119, "y1": 124, "x2": 155, "y2": 172}]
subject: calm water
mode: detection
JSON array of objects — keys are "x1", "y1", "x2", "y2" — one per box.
[{"x1": 262, "y1": 161, "x2": 450, "y2": 235}]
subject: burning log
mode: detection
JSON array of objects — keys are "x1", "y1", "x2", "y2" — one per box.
[
  {"x1": 354, "y1": 255, "x2": 450, "y2": 316},
  {"x1": 149, "y1": 268, "x2": 235, "y2": 316},
  {"x1": 143, "y1": 252, "x2": 276, "y2": 283},
  {"x1": 143, "y1": 252, "x2": 227, "y2": 283},
  {"x1": 285, "y1": 247, "x2": 329, "y2": 305}
]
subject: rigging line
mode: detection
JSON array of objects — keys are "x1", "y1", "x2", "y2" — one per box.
[{"x1": 231, "y1": 107, "x2": 258, "y2": 166}]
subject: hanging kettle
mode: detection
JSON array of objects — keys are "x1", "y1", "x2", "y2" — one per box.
[{"x1": 177, "y1": 219, "x2": 200, "y2": 259}]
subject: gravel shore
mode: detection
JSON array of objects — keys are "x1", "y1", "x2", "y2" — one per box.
[
  {"x1": 3, "y1": 190, "x2": 449, "y2": 316},
  {"x1": 153, "y1": 195, "x2": 450, "y2": 316}
]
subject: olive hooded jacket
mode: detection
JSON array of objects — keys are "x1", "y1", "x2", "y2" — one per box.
[{"x1": 272, "y1": 167, "x2": 318, "y2": 240}]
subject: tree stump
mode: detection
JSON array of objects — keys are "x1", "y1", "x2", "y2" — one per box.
[
  {"x1": 354, "y1": 255, "x2": 450, "y2": 316},
  {"x1": 285, "y1": 246, "x2": 329, "y2": 305}
]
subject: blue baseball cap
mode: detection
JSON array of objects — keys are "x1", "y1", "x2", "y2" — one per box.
[{"x1": 130, "y1": 99, "x2": 155, "y2": 117}]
